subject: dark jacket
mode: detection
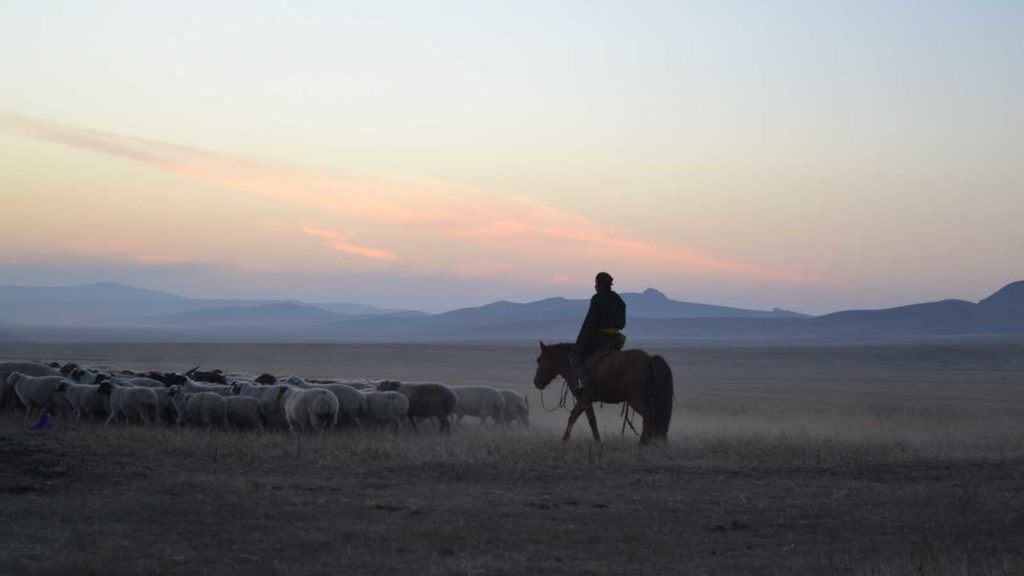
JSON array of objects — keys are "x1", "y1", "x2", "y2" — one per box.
[{"x1": 573, "y1": 289, "x2": 626, "y2": 357}]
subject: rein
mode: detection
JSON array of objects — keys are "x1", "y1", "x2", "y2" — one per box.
[{"x1": 540, "y1": 376, "x2": 572, "y2": 413}]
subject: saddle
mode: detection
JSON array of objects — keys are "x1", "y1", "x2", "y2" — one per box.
[{"x1": 583, "y1": 334, "x2": 627, "y2": 375}]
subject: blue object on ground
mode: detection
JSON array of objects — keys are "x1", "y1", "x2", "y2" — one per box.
[{"x1": 30, "y1": 411, "x2": 53, "y2": 430}]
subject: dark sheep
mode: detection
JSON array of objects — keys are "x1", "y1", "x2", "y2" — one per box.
[
  {"x1": 255, "y1": 373, "x2": 277, "y2": 385},
  {"x1": 377, "y1": 380, "x2": 458, "y2": 434},
  {"x1": 185, "y1": 366, "x2": 228, "y2": 385}
]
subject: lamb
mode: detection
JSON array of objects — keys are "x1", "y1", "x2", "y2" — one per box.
[
  {"x1": 317, "y1": 384, "x2": 366, "y2": 427},
  {"x1": 360, "y1": 390, "x2": 409, "y2": 431},
  {"x1": 8, "y1": 373, "x2": 67, "y2": 423},
  {"x1": 499, "y1": 390, "x2": 530, "y2": 427},
  {"x1": 168, "y1": 386, "x2": 227, "y2": 429},
  {"x1": 224, "y1": 396, "x2": 264, "y2": 433},
  {"x1": 1, "y1": 361, "x2": 60, "y2": 409},
  {"x1": 277, "y1": 386, "x2": 339, "y2": 435},
  {"x1": 377, "y1": 380, "x2": 458, "y2": 434},
  {"x1": 55, "y1": 381, "x2": 108, "y2": 421},
  {"x1": 97, "y1": 380, "x2": 158, "y2": 426},
  {"x1": 452, "y1": 386, "x2": 507, "y2": 426}
]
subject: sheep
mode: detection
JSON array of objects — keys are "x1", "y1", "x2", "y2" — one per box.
[
  {"x1": 55, "y1": 381, "x2": 108, "y2": 421},
  {"x1": 184, "y1": 366, "x2": 228, "y2": 384},
  {"x1": 183, "y1": 380, "x2": 234, "y2": 397},
  {"x1": 152, "y1": 388, "x2": 177, "y2": 425},
  {"x1": 278, "y1": 386, "x2": 339, "y2": 436},
  {"x1": 317, "y1": 384, "x2": 366, "y2": 428},
  {"x1": 8, "y1": 373, "x2": 67, "y2": 423},
  {"x1": 97, "y1": 380, "x2": 158, "y2": 426},
  {"x1": 232, "y1": 382, "x2": 290, "y2": 429},
  {"x1": 255, "y1": 373, "x2": 277, "y2": 385},
  {"x1": 70, "y1": 367, "x2": 104, "y2": 385},
  {"x1": 377, "y1": 380, "x2": 458, "y2": 434},
  {"x1": 224, "y1": 396, "x2": 264, "y2": 433},
  {"x1": 1, "y1": 361, "x2": 60, "y2": 409},
  {"x1": 168, "y1": 386, "x2": 227, "y2": 429},
  {"x1": 335, "y1": 380, "x2": 379, "y2": 391},
  {"x1": 360, "y1": 390, "x2": 409, "y2": 431},
  {"x1": 499, "y1": 390, "x2": 530, "y2": 427},
  {"x1": 109, "y1": 376, "x2": 166, "y2": 389},
  {"x1": 142, "y1": 371, "x2": 189, "y2": 387},
  {"x1": 282, "y1": 375, "x2": 311, "y2": 388},
  {"x1": 452, "y1": 386, "x2": 507, "y2": 426}
]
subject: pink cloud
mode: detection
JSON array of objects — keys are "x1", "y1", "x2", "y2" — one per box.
[
  {"x1": 301, "y1": 225, "x2": 399, "y2": 262},
  {"x1": 0, "y1": 111, "x2": 837, "y2": 286}
]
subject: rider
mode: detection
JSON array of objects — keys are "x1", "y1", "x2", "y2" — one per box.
[{"x1": 571, "y1": 271, "x2": 626, "y2": 395}]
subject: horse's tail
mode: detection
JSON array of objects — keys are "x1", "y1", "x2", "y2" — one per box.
[{"x1": 646, "y1": 355, "x2": 674, "y2": 440}]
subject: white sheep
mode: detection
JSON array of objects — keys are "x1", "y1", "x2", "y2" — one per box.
[
  {"x1": 278, "y1": 386, "x2": 339, "y2": 435},
  {"x1": 232, "y1": 383, "x2": 289, "y2": 429},
  {"x1": 97, "y1": 381, "x2": 158, "y2": 426},
  {"x1": 55, "y1": 381, "x2": 108, "y2": 421},
  {"x1": 360, "y1": 390, "x2": 409, "y2": 431},
  {"x1": 224, "y1": 395, "x2": 264, "y2": 433},
  {"x1": 317, "y1": 384, "x2": 366, "y2": 428},
  {"x1": 70, "y1": 367, "x2": 104, "y2": 384},
  {"x1": 169, "y1": 386, "x2": 228, "y2": 429},
  {"x1": 499, "y1": 390, "x2": 530, "y2": 426},
  {"x1": 0, "y1": 362, "x2": 59, "y2": 409},
  {"x1": 330, "y1": 379, "x2": 380, "y2": 391},
  {"x1": 452, "y1": 386, "x2": 507, "y2": 426},
  {"x1": 8, "y1": 373, "x2": 67, "y2": 423}
]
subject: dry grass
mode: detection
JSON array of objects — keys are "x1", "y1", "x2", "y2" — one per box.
[{"x1": 2, "y1": 340, "x2": 1024, "y2": 574}]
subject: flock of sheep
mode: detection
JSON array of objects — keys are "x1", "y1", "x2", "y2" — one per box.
[{"x1": 0, "y1": 360, "x2": 530, "y2": 436}]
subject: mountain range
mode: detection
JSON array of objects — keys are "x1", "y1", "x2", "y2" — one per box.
[{"x1": 1, "y1": 281, "x2": 1023, "y2": 342}]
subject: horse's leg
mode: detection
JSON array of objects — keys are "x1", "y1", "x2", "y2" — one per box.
[
  {"x1": 585, "y1": 407, "x2": 601, "y2": 442},
  {"x1": 561, "y1": 405, "x2": 585, "y2": 442}
]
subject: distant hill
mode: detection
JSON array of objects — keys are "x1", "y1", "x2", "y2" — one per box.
[
  {"x1": 0, "y1": 282, "x2": 183, "y2": 302},
  {"x1": 0, "y1": 282, "x2": 412, "y2": 327},
  {"x1": 150, "y1": 302, "x2": 347, "y2": 328},
  {"x1": 2, "y1": 280, "x2": 1022, "y2": 342},
  {"x1": 979, "y1": 280, "x2": 1024, "y2": 312}
]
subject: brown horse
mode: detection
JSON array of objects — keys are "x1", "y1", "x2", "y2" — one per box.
[{"x1": 533, "y1": 341, "x2": 674, "y2": 444}]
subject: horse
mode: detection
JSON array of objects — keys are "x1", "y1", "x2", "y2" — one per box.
[{"x1": 533, "y1": 341, "x2": 674, "y2": 445}]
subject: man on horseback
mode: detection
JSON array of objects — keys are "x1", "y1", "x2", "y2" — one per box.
[{"x1": 571, "y1": 271, "x2": 627, "y2": 396}]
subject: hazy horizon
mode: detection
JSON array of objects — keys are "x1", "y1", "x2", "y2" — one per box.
[{"x1": 3, "y1": 2, "x2": 1022, "y2": 314}]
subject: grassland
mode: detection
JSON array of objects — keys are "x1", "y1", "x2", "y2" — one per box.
[{"x1": 2, "y1": 340, "x2": 1024, "y2": 574}]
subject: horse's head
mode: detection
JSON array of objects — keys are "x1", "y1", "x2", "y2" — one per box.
[{"x1": 534, "y1": 341, "x2": 569, "y2": 390}]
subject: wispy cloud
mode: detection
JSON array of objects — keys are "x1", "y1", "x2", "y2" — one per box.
[
  {"x1": 301, "y1": 225, "x2": 399, "y2": 262},
  {"x1": 0, "y1": 111, "x2": 836, "y2": 286}
]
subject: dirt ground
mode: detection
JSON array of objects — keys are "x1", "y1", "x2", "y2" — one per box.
[{"x1": 2, "y1": 341, "x2": 1024, "y2": 574}]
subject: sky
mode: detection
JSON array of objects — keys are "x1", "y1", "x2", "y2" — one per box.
[{"x1": 1, "y1": 1, "x2": 1022, "y2": 313}]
